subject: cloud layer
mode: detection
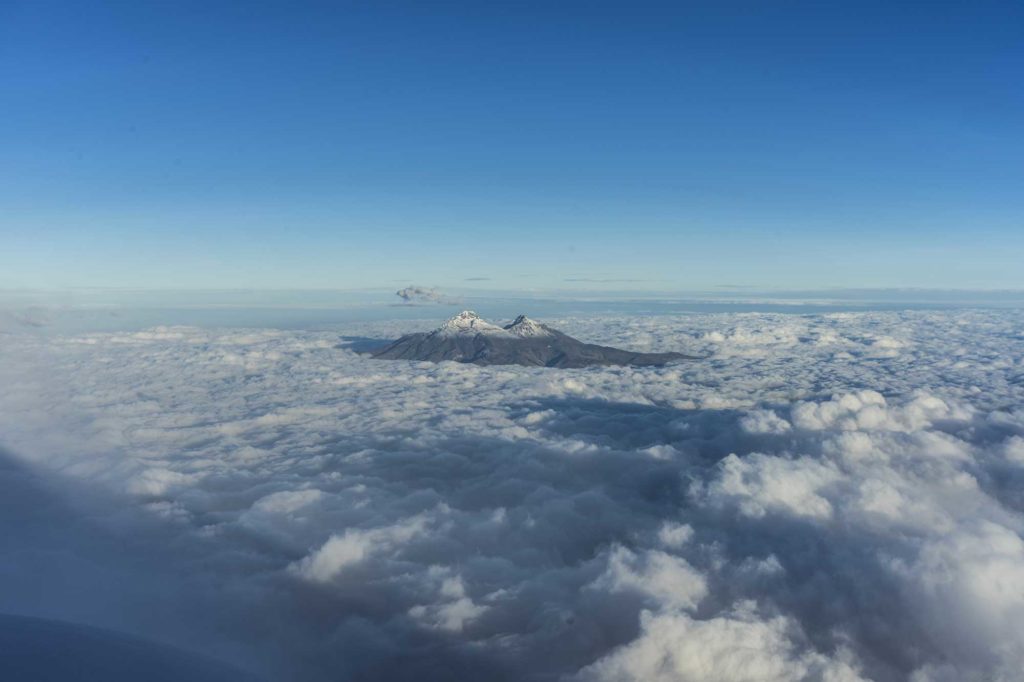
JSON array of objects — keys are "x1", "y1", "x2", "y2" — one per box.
[{"x1": 1, "y1": 310, "x2": 1023, "y2": 680}]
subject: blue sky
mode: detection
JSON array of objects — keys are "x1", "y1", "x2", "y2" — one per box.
[{"x1": 2, "y1": 1, "x2": 1022, "y2": 292}]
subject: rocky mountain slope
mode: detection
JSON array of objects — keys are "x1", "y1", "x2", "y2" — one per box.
[{"x1": 371, "y1": 311, "x2": 696, "y2": 368}]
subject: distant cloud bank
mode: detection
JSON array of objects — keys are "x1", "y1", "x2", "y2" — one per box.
[{"x1": 564, "y1": 277, "x2": 650, "y2": 283}]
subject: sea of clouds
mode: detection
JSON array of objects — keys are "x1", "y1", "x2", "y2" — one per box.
[{"x1": 1, "y1": 309, "x2": 1023, "y2": 681}]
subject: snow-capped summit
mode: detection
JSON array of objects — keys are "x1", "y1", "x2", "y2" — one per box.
[
  {"x1": 504, "y1": 315, "x2": 552, "y2": 338},
  {"x1": 433, "y1": 311, "x2": 509, "y2": 337}
]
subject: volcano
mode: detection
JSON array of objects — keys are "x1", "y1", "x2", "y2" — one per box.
[{"x1": 371, "y1": 311, "x2": 696, "y2": 368}]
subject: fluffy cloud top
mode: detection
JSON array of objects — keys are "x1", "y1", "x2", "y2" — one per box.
[{"x1": 1, "y1": 309, "x2": 1023, "y2": 680}]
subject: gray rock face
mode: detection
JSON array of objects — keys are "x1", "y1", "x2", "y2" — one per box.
[{"x1": 372, "y1": 311, "x2": 696, "y2": 368}]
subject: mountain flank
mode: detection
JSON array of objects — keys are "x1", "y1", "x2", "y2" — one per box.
[{"x1": 371, "y1": 311, "x2": 696, "y2": 368}]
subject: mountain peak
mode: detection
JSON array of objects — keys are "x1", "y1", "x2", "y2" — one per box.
[
  {"x1": 450, "y1": 310, "x2": 481, "y2": 322},
  {"x1": 504, "y1": 315, "x2": 552, "y2": 338},
  {"x1": 434, "y1": 310, "x2": 507, "y2": 337}
]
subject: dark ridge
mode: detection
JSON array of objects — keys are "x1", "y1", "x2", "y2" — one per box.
[{"x1": 371, "y1": 312, "x2": 697, "y2": 368}]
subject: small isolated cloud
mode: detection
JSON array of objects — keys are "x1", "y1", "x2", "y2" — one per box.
[
  {"x1": 463, "y1": 277, "x2": 491, "y2": 282},
  {"x1": 395, "y1": 285, "x2": 459, "y2": 305}
]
